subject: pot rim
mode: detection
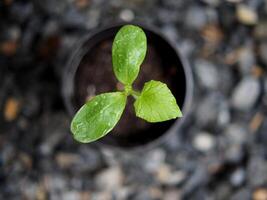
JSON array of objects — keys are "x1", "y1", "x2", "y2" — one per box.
[{"x1": 62, "y1": 22, "x2": 194, "y2": 152}]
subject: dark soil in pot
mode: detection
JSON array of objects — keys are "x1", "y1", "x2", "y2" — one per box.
[{"x1": 63, "y1": 24, "x2": 189, "y2": 148}]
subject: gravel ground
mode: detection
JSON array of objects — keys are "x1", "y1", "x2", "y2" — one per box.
[{"x1": 1, "y1": 0, "x2": 267, "y2": 199}]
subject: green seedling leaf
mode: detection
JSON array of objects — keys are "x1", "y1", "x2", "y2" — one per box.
[
  {"x1": 134, "y1": 80, "x2": 182, "y2": 123},
  {"x1": 112, "y1": 25, "x2": 147, "y2": 85},
  {"x1": 70, "y1": 25, "x2": 184, "y2": 144},
  {"x1": 71, "y1": 92, "x2": 127, "y2": 143}
]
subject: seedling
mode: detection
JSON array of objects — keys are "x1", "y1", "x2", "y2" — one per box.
[{"x1": 71, "y1": 25, "x2": 182, "y2": 143}]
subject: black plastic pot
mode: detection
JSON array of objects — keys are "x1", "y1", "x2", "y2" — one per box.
[{"x1": 62, "y1": 23, "x2": 193, "y2": 150}]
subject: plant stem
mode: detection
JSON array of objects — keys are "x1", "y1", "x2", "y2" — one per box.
[
  {"x1": 130, "y1": 90, "x2": 140, "y2": 99},
  {"x1": 123, "y1": 84, "x2": 140, "y2": 99}
]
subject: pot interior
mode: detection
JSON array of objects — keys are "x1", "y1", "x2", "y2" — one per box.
[{"x1": 68, "y1": 25, "x2": 187, "y2": 148}]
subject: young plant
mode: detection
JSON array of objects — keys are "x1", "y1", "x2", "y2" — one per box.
[{"x1": 71, "y1": 25, "x2": 182, "y2": 143}]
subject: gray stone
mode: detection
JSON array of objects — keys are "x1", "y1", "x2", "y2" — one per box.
[
  {"x1": 224, "y1": 123, "x2": 248, "y2": 145},
  {"x1": 195, "y1": 93, "x2": 220, "y2": 127},
  {"x1": 161, "y1": 0, "x2": 184, "y2": 8},
  {"x1": 133, "y1": 189, "x2": 153, "y2": 200},
  {"x1": 39, "y1": 131, "x2": 65, "y2": 156},
  {"x1": 116, "y1": 187, "x2": 133, "y2": 200},
  {"x1": 247, "y1": 156, "x2": 267, "y2": 187},
  {"x1": 157, "y1": 8, "x2": 179, "y2": 24},
  {"x1": 213, "y1": 184, "x2": 232, "y2": 200},
  {"x1": 38, "y1": 113, "x2": 69, "y2": 156},
  {"x1": 231, "y1": 77, "x2": 260, "y2": 111},
  {"x1": 1, "y1": 143, "x2": 16, "y2": 165},
  {"x1": 182, "y1": 166, "x2": 209, "y2": 196},
  {"x1": 22, "y1": 93, "x2": 40, "y2": 117},
  {"x1": 201, "y1": 0, "x2": 220, "y2": 7},
  {"x1": 43, "y1": 20, "x2": 60, "y2": 37},
  {"x1": 6, "y1": 26, "x2": 21, "y2": 41},
  {"x1": 19, "y1": 179, "x2": 38, "y2": 200},
  {"x1": 238, "y1": 47, "x2": 256, "y2": 75},
  {"x1": 85, "y1": 9, "x2": 100, "y2": 29},
  {"x1": 178, "y1": 39, "x2": 195, "y2": 57},
  {"x1": 77, "y1": 146, "x2": 103, "y2": 172},
  {"x1": 194, "y1": 59, "x2": 219, "y2": 90},
  {"x1": 185, "y1": 6, "x2": 207, "y2": 30},
  {"x1": 36, "y1": 0, "x2": 69, "y2": 15},
  {"x1": 50, "y1": 192, "x2": 62, "y2": 200},
  {"x1": 61, "y1": 8, "x2": 86, "y2": 28},
  {"x1": 144, "y1": 148, "x2": 166, "y2": 173},
  {"x1": 91, "y1": 191, "x2": 112, "y2": 200},
  {"x1": 9, "y1": 2, "x2": 33, "y2": 23},
  {"x1": 206, "y1": 8, "x2": 219, "y2": 23},
  {"x1": 254, "y1": 21, "x2": 267, "y2": 39},
  {"x1": 62, "y1": 191, "x2": 80, "y2": 200},
  {"x1": 230, "y1": 168, "x2": 246, "y2": 187},
  {"x1": 162, "y1": 25, "x2": 179, "y2": 42},
  {"x1": 217, "y1": 100, "x2": 231, "y2": 127},
  {"x1": 221, "y1": 66, "x2": 235, "y2": 94},
  {"x1": 44, "y1": 174, "x2": 67, "y2": 192},
  {"x1": 226, "y1": 0, "x2": 242, "y2": 2},
  {"x1": 225, "y1": 144, "x2": 244, "y2": 164},
  {"x1": 259, "y1": 42, "x2": 267, "y2": 66},
  {"x1": 231, "y1": 189, "x2": 251, "y2": 200}
]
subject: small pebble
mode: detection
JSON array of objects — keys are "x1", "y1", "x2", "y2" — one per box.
[
  {"x1": 0, "y1": 40, "x2": 18, "y2": 56},
  {"x1": 80, "y1": 192, "x2": 91, "y2": 200},
  {"x1": 237, "y1": 4, "x2": 258, "y2": 25},
  {"x1": 55, "y1": 153, "x2": 80, "y2": 169},
  {"x1": 119, "y1": 9, "x2": 135, "y2": 22},
  {"x1": 224, "y1": 123, "x2": 248, "y2": 145},
  {"x1": 231, "y1": 76, "x2": 260, "y2": 111},
  {"x1": 194, "y1": 59, "x2": 219, "y2": 90},
  {"x1": 201, "y1": 24, "x2": 224, "y2": 45},
  {"x1": 225, "y1": 144, "x2": 244, "y2": 164},
  {"x1": 163, "y1": 189, "x2": 181, "y2": 200},
  {"x1": 19, "y1": 152, "x2": 32, "y2": 169},
  {"x1": 238, "y1": 47, "x2": 255, "y2": 75},
  {"x1": 162, "y1": 25, "x2": 179, "y2": 42},
  {"x1": 4, "y1": 98, "x2": 20, "y2": 121},
  {"x1": 230, "y1": 168, "x2": 246, "y2": 187},
  {"x1": 96, "y1": 166, "x2": 124, "y2": 191},
  {"x1": 156, "y1": 164, "x2": 186, "y2": 186},
  {"x1": 217, "y1": 101, "x2": 231, "y2": 127},
  {"x1": 144, "y1": 148, "x2": 166, "y2": 173},
  {"x1": 193, "y1": 132, "x2": 215, "y2": 152},
  {"x1": 253, "y1": 188, "x2": 267, "y2": 200}
]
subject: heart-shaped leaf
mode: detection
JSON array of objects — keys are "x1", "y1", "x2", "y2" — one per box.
[
  {"x1": 71, "y1": 92, "x2": 127, "y2": 143},
  {"x1": 134, "y1": 80, "x2": 182, "y2": 122},
  {"x1": 112, "y1": 25, "x2": 147, "y2": 85}
]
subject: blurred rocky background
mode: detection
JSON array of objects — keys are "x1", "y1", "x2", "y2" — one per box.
[{"x1": 1, "y1": 0, "x2": 267, "y2": 199}]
